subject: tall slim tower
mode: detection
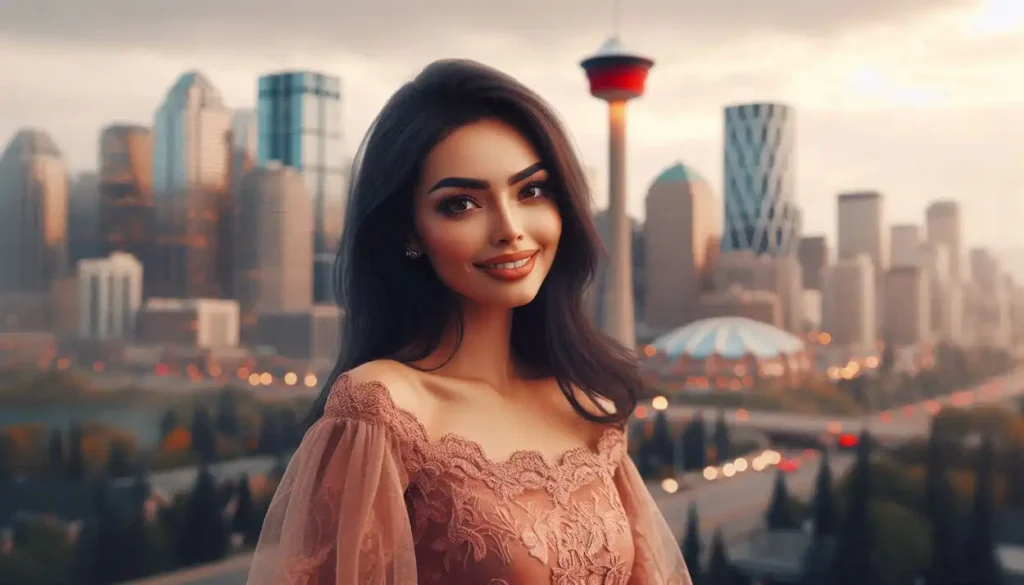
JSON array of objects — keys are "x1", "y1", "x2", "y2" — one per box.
[{"x1": 580, "y1": 37, "x2": 654, "y2": 349}]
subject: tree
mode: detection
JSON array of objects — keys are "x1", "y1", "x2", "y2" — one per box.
[
  {"x1": 191, "y1": 404, "x2": 217, "y2": 463},
  {"x1": 683, "y1": 415, "x2": 708, "y2": 471},
  {"x1": 257, "y1": 409, "x2": 284, "y2": 457},
  {"x1": 0, "y1": 431, "x2": 13, "y2": 484},
  {"x1": 215, "y1": 388, "x2": 241, "y2": 437},
  {"x1": 811, "y1": 449, "x2": 837, "y2": 536},
  {"x1": 47, "y1": 429, "x2": 64, "y2": 474},
  {"x1": 712, "y1": 410, "x2": 731, "y2": 464},
  {"x1": 119, "y1": 471, "x2": 154, "y2": 581},
  {"x1": 107, "y1": 439, "x2": 132, "y2": 477},
  {"x1": 179, "y1": 466, "x2": 229, "y2": 566},
  {"x1": 706, "y1": 529, "x2": 732, "y2": 585},
  {"x1": 67, "y1": 422, "x2": 85, "y2": 480},
  {"x1": 680, "y1": 503, "x2": 703, "y2": 585},
  {"x1": 1005, "y1": 445, "x2": 1024, "y2": 509},
  {"x1": 81, "y1": 475, "x2": 122, "y2": 585},
  {"x1": 831, "y1": 430, "x2": 875, "y2": 585},
  {"x1": 651, "y1": 409, "x2": 674, "y2": 472},
  {"x1": 765, "y1": 470, "x2": 798, "y2": 530},
  {"x1": 232, "y1": 473, "x2": 261, "y2": 546},
  {"x1": 158, "y1": 409, "x2": 180, "y2": 441},
  {"x1": 925, "y1": 418, "x2": 962, "y2": 585},
  {"x1": 964, "y1": 432, "x2": 1002, "y2": 585}
]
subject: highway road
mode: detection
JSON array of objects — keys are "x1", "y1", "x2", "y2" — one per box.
[{"x1": 646, "y1": 370, "x2": 1024, "y2": 440}]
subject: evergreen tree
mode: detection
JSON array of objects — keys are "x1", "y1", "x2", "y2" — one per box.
[
  {"x1": 712, "y1": 410, "x2": 731, "y2": 464},
  {"x1": 107, "y1": 439, "x2": 132, "y2": 478},
  {"x1": 215, "y1": 388, "x2": 241, "y2": 437},
  {"x1": 964, "y1": 432, "x2": 1002, "y2": 585},
  {"x1": 46, "y1": 429, "x2": 64, "y2": 474},
  {"x1": 67, "y1": 422, "x2": 85, "y2": 480},
  {"x1": 278, "y1": 407, "x2": 301, "y2": 449},
  {"x1": 179, "y1": 466, "x2": 229, "y2": 566},
  {"x1": 84, "y1": 475, "x2": 122, "y2": 585},
  {"x1": 191, "y1": 404, "x2": 217, "y2": 463},
  {"x1": 680, "y1": 503, "x2": 703, "y2": 585},
  {"x1": 683, "y1": 415, "x2": 708, "y2": 471},
  {"x1": 651, "y1": 409, "x2": 674, "y2": 470},
  {"x1": 831, "y1": 430, "x2": 874, "y2": 585},
  {"x1": 811, "y1": 449, "x2": 837, "y2": 536},
  {"x1": 158, "y1": 409, "x2": 180, "y2": 442},
  {"x1": 765, "y1": 470, "x2": 797, "y2": 530},
  {"x1": 232, "y1": 473, "x2": 261, "y2": 546},
  {"x1": 0, "y1": 431, "x2": 13, "y2": 484},
  {"x1": 1005, "y1": 445, "x2": 1024, "y2": 509},
  {"x1": 119, "y1": 470, "x2": 154, "y2": 580},
  {"x1": 706, "y1": 529, "x2": 732, "y2": 585},
  {"x1": 925, "y1": 418, "x2": 961, "y2": 585},
  {"x1": 257, "y1": 409, "x2": 284, "y2": 456}
]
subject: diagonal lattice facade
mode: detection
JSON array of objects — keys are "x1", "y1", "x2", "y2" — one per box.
[{"x1": 722, "y1": 102, "x2": 799, "y2": 256}]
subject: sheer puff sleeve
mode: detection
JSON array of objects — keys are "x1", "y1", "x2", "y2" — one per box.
[
  {"x1": 246, "y1": 376, "x2": 417, "y2": 585},
  {"x1": 616, "y1": 455, "x2": 693, "y2": 585}
]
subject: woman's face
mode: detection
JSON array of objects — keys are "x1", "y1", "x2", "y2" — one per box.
[{"x1": 412, "y1": 118, "x2": 562, "y2": 310}]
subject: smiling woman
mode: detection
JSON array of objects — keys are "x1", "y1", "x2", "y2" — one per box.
[{"x1": 245, "y1": 59, "x2": 692, "y2": 585}]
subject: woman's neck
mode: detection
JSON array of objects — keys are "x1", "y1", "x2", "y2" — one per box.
[{"x1": 415, "y1": 300, "x2": 519, "y2": 392}]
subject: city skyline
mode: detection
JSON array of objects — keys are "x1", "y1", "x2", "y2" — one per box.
[{"x1": 0, "y1": 0, "x2": 1022, "y2": 252}]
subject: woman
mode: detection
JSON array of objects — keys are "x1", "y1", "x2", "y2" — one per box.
[{"x1": 247, "y1": 59, "x2": 691, "y2": 585}]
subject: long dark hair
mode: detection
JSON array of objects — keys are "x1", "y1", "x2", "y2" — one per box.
[{"x1": 308, "y1": 59, "x2": 641, "y2": 427}]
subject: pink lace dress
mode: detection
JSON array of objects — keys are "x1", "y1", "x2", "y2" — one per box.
[{"x1": 247, "y1": 374, "x2": 691, "y2": 585}]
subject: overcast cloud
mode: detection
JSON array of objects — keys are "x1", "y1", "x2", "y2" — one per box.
[{"x1": 0, "y1": 0, "x2": 1021, "y2": 265}]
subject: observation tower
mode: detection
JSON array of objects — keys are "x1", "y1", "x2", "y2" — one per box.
[{"x1": 580, "y1": 37, "x2": 654, "y2": 349}]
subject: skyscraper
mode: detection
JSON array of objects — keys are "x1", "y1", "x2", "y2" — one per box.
[
  {"x1": 257, "y1": 71, "x2": 344, "y2": 304},
  {"x1": 0, "y1": 128, "x2": 69, "y2": 294},
  {"x1": 837, "y1": 192, "x2": 886, "y2": 270},
  {"x1": 152, "y1": 71, "x2": 233, "y2": 299},
  {"x1": 643, "y1": 162, "x2": 719, "y2": 329},
  {"x1": 926, "y1": 201, "x2": 963, "y2": 284},
  {"x1": 98, "y1": 124, "x2": 154, "y2": 284},
  {"x1": 889, "y1": 224, "x2": 921, "y2": 268},
  {"x1": 797, "y1": 236, "x2": 828, "y2": 291},
  {"x1": 722, "y1": 102, "x2": 799, "y2": 256}
]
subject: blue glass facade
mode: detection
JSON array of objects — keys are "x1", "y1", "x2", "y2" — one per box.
[
  {"x1": 257, "y1": 71, "x2": 345, "y2": 303},
  {"x1": 722, "y1": 102, "x2": 799, "y2": 256}
]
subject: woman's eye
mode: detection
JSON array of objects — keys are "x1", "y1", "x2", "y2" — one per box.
[
  {"x1": 438, "y1": 196, "x2": 479, "y2": 216},
  {"x1": 520, "y1": 183, "x2": 549, "y2": 200}
]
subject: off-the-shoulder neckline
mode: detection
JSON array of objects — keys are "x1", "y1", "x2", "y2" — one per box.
[{"x1": 334, "y1": 373, "x2": 624, "y2": 472}]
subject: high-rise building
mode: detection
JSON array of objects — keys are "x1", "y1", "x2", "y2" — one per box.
[
  {"x1": 68, "y1": 171, "x2": 101, "y2": 265},
  {"x1": 837, "y1": 191, "x2": 886, "y2": 269},
  {"x1": 136, "y1": 298, "x2": 239, "y2": 348},
  {"x1": 643, "y1": 162, "x2": 719, "y2": 329},
  {"x1": 722, "y1": 102, "x2": 799, "y2": 256},
  {"x1": 918, "y1": 241, "x2": 961, "y2": 341},
  {"x1": 98, "y1": 124, "x2": 154, "y2": 291},
  {"x1": 234, "y1": 162, "x2": 313, "y2": 339},
  {"x1": 883, "y1": 266, "x2": 930, "y2": 347},
  {"x1": 77, "y1": 252, "x2": 143, "y2": 340},
  {"x1": 890, "y1": 224, "x2": 921, "y2": 268},
  {"x1": 823, "y1": 254, "x2": 876, "y2": 352},
  {"x1": 797, "y1": 236, "x2": 828, "y2": 291},
  {"x1": 152, "y1": 71, "x2": 233, "y2": 299},
  {"x1": 926, "y1": 201, "x2": 963, "y2": 284},
  {"x1": 0, "y1": 128, "x2": 69, "y2": 294},
  {"x1": 257, "y1": 71, "x2": 345, "y2": 304}
]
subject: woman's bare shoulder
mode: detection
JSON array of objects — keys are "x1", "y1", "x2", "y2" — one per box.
[{"x1": 335, "y1": 359, "x2": 436, "y2": 429}]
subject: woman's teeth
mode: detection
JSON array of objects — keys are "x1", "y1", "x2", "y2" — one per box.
[{"x1": 488, "y1": 258, "x2": 529, "y2": 270}]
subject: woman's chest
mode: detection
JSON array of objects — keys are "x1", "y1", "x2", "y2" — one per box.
[{"x1": 402, "y1": 449, "x2": 636, "y2": 585}]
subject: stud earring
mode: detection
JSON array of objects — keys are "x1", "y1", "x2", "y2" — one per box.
[{"x1": 405, "y1": 247, "x2": 421, "y2": 259}]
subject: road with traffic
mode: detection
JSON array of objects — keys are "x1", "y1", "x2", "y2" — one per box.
[{"x1": 646, "y1": 370, "x2": 1024, "y2": 440}]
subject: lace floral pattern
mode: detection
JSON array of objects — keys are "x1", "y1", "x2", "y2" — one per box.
[{"x1": 326, "y1": 375, "x2": 635, "y2": 585}]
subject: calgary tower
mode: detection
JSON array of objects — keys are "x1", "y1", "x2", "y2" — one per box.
[{"x1": 580, "y1": 37, "x2": 654, "y2": 349}]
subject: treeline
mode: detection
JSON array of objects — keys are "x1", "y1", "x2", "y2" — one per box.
[{"x1": 630, "y1": 409, "x2": 760, "y2": 479}]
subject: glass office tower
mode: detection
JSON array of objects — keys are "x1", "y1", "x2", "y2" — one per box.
[{"x1": 257, "y1": 71, "x2": 344, "y2": 303}]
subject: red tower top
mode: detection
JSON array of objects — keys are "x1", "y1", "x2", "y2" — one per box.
[{"x1": 580, "y1": 36, "x2": 654, "y2": 103}]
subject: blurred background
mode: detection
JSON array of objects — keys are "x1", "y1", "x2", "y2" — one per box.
[{"x1": 0, "y1": 0, "x2": 1022, "y2": 583}]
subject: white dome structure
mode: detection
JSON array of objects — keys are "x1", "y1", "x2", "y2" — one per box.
[{"x1": 642, "y1": 317, "x2": 811, "y2": 391}]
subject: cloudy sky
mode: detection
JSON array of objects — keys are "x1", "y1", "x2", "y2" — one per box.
[{"x1": 1, "y1": 0, "x2": 1022, "y2": 258}]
